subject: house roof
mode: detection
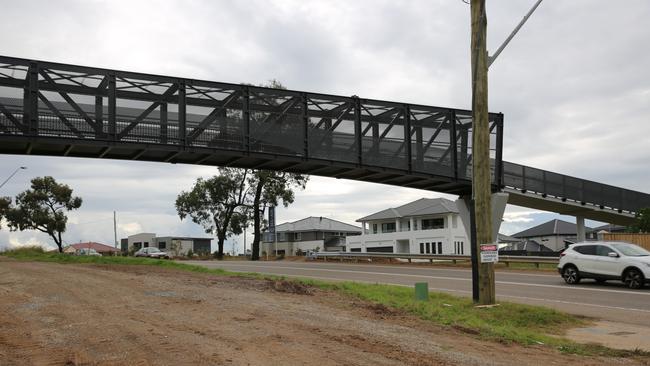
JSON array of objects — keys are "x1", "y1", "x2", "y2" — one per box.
[
  {"x1": 497, "y1": 233, "x2": 523, "y2": 243},
  {"x1": 357, "y1": 198, "x2": 458, "y2": 222},
  {"x1": 512, "y1": 219, "x2": 594, "y2": 238},
  {"x1": 590, "y1": 224, "x2": 627, "y2": 233},
  {"x1": 273, "y1": 216, "x2": 361, "y2": 233},
  {"x1": 68, "y1": 242, "x2": 119, "y2": 252},
  {"x1": 499, "y1": 239, "x2": 554, "y2": 252}
]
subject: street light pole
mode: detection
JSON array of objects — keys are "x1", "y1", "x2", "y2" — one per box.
[{"x1": 0, "y1": 166, "x2": 27, "y2": 190}]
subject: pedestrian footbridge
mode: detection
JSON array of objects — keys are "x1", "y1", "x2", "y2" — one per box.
[{"x1": 0, "y1": 55, "x2": 647, "y2": 226}]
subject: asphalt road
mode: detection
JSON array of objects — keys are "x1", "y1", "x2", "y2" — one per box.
[{"x1": 184, "y1": 260, "x2": 650, "y2": 326}]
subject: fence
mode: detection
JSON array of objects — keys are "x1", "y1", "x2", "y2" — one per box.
[
  {"x1": 310, "y1": 252, "x2": 558, "y2": 268},
  {"x1": 601, "y1": 233, "x2": 650, "y2": 251}
]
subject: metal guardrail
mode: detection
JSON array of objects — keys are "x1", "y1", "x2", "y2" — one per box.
[{"x1": 310, "y1": 252, "x2": 559, "y2": 267}]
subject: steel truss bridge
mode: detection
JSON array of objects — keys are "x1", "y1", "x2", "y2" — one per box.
[{"x1": 0, "y1": 56, "x2": 648, "y2": 225}]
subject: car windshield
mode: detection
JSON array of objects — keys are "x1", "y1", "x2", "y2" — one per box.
[
  {"x1": 611, "y1": 243, "x2": 650, "y2": 256},
  {"x1": 148, "y1": 248, "x2": 161, "y2": 253}
]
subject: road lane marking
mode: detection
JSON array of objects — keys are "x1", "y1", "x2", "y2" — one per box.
[{"x1": 197, "y1": 262, "x2": 650, "y2": 297}]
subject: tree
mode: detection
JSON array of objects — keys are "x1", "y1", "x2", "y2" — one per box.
[
  {"x1": 5, "y1": 176, "x2": 82, "y2": 253},
  {"x1": 175, "y1": 168, "x2": 250, "y2": 259},
  {"x1": 248, "y1": 171, "x2": 308, "y2": 260},
  {"x1": 0, "y1": 196, "x2": 11, "y2": 230},
  {"x1": 628, "y1": 207, "x2": 650, "y2": 233}
]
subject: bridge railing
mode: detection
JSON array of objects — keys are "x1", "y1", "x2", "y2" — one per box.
[
  {"x1": 503, "y1": 161, "x2": 650, "y2": 214},
  {"x1": 309, "y1": 251, "x2": 558, "y2": 267},
  {"x1": 0, "y1": 55, "x2": 503, "y2": 189}
]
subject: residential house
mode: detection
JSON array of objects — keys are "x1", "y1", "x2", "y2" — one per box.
[
  {"x1": 261, "y1": 216, "x2": 361, "y2": 256},
  {"x1": 64, "y1": 241, "x2": 120, "y2": 256},
  {"x1": 511, "y1": 219, "x2": 596, "y2": 251},
  {"x1": 346, "y1": 198, "x2": 468, "y2": 255},
  {"x1": 121, "y1": 233, "x2": 212, "y2": 255}
]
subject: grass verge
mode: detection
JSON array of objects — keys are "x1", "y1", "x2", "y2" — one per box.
[{"x1": 2, "y1": 247, "x2": 646, "y2": 358}]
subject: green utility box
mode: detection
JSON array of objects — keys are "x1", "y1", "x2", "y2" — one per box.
[{"x1": 414, "y1": 282, "x2": 429, "y2": 301}]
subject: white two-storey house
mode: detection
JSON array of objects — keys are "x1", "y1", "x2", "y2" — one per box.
[{"x1": 346, "y1": 198, "x2": 468, "y2": 255}]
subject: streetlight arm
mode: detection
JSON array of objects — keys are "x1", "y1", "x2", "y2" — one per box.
[
  {"x1": 0, "y1": 166, "x2": 26, "y2": 190},
  {"x1": 488, "y1": 0, "x2": 543, "y2": 68}
]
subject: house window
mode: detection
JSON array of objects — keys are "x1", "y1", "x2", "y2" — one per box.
[
  {"x1": 422, "y1": 218, "x2": 444, "y2": 230},
  {"x1": 381, "y1": 222, "x2": 396, "y2": 233},
  {"x1": 372, "y1": 224, "x2": 378, "y2": 234},
  {"x1": 460, "y1": 241, "x2": 464, "y2": 255},
  {"x1": 159, "y1": 241, "x2": 166, "y2": 249},
  {"x1": 431, "y1": 242, "x2": 436, "y2": 254},
  {"x1": 426, "y1": 242, "x2": 431, "y2": 254},
  {"x1": 419, "y1": 243, "x2": 424, "y2": 254},
  {"x1": 144, "y1": 242, "x2": 149, "y2": 248},
  {"x1": 295, "y1": 232, "x2": 302, "y2": 241},
  {"x1": 438, "y1": 242, "x2": 443, "y2": 254}
]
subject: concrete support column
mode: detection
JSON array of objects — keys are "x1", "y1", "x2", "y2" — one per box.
[
  {"x1": 576, "y1": 216, "x2": 586, "y2": 242},
  {"x1": 409, "y1": 217, "x2": 414, "y2": 232},
  {"x1": 395, "y1": 218, "x2": 400, "y2": 232},
  {"x1": 456, "y1": 192, "x2": 509, "y2": 243},
  {"x1": 361, "y1": 222, "x2": 365, "y2": 236}
]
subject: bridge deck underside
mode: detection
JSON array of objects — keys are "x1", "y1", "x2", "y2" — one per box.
[{"x1": 0, "y1": 136, "x2": 474, "y2": 194}]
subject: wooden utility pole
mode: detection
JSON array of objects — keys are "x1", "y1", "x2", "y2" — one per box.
[{"x1": 470, "y1": 0, "x2": 496, "y2": 305}]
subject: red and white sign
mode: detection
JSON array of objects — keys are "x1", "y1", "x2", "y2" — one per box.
[{"x1": 480, "y1": 244, "x2": 499, "y2": 263}]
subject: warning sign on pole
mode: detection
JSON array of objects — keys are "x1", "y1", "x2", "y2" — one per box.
[{"x1": 480, "y1": 244, "x2": 498, "y2": 263}]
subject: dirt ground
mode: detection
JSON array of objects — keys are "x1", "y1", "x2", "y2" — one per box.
[{"x1": 0, "y1": 260, "x2": 647, "y2": 366}]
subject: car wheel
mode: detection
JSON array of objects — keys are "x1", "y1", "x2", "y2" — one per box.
[
  {"x1": 562, "y1": 265, "x2": 581, "y2": 284},
  {"x1": 623, "y1": 268, "x2": 645, "y2": 289}
]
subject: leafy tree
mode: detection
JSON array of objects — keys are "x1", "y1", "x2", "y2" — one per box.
[
  {"x1": 249, "y1": 171, "x2": 308, "y2": 260},
  {"x1": 5, "y1": 176, "x2": 82, "y2": 252},
  {"x1": 0, "y1": 196, "x2": 11, "y2": 230},
  {"x1": 628, "y1": 207, "x2": 650, "y2": 233},
  {"x1": 176, "y1": 168, "x2": 251, "y2": 259}
]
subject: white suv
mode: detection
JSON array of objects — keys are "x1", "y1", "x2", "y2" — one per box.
[{"x1": 558, "y1": 242, "x2": 650, "y2": 289}]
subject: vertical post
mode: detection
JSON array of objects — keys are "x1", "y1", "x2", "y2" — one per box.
[
  {"x1": 353, "y1": 96, "x2": 362, "y2": 165},
  {"x1": 449, "y1": 109, "x2": 458, "y2": 180},
  {"x1": 372, "y1": 121, "x2": 379, "y2": 154},
  {"x1": 108, "y1": 74, "x2": 117, "y2": 140},
  {"x1": 471, "y1": 0, "x2": 495, "y2": 305},
  {"x1": 243, "y1": 86, "x2": 251, "y2": 153},
  {"x1": 460, "y1": 126, "x2": 468, "y2": 178},
  {"x1": 24, "y1": 62, "x2": 39, "y2": 136},
  {"x1": 178, "y1": 80, "x2": 186, "y2": 146},
  {"x1": 415, "y1": 123, "x2": 423, "y2": 169},
  {"x1": 576, "y1": 216, "x2": 586, "y2": 242},
  {"x1": 113, "y1": 211, "x2": 118, "y2": 249},
  {"x1": 404, "y1": 105, "x2": 412, "y2": 173},
  {"x1": 495, "y1": 114, "x2": 504, "y2": 189},
  {"x1": 469, "y1": 198, "x2": 479, "y2": 302},
  {"x1": 160, "y1": 103, "x2": 168, "y2": 144},
  {"x1": 302, "y1": 93, "x2": 309, "y2": 158},
  {"x1": 95, "y1": 95, "x2": 103, "y2": 139}
]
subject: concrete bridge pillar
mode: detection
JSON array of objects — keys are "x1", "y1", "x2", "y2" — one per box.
[
  {"x1": 576, "y1": 216, "x2": 586, "y2": 242},
  {"x1": 456, "y1": 192, "x2": 509, "y2": 243}
]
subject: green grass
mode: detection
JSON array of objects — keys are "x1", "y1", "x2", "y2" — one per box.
[{"x1": 2, "y1": 247, "x2": 647, "y2": 358}]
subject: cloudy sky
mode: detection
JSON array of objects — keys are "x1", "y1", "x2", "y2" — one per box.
[{"x1": 1, "y1": 0, "x2": 649, "y2": 252}]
